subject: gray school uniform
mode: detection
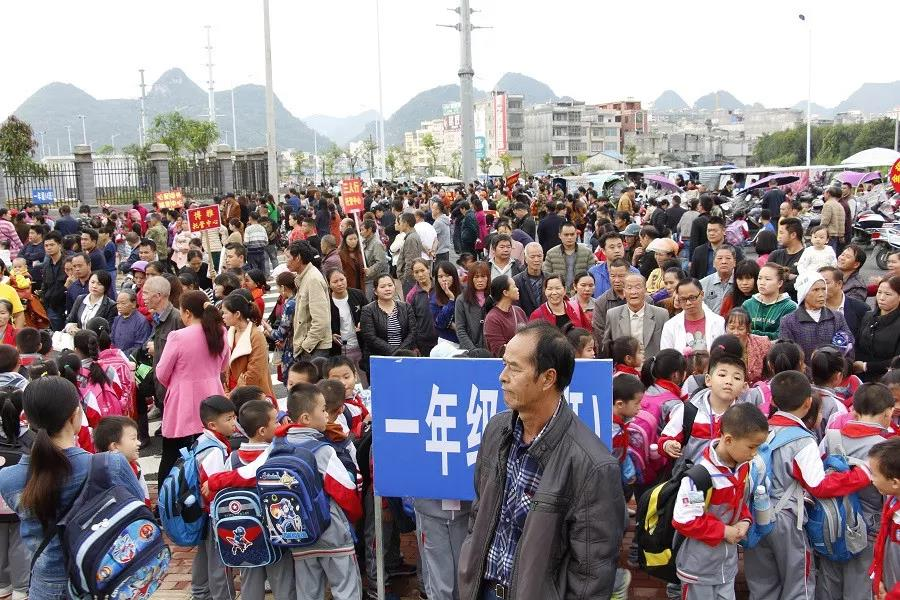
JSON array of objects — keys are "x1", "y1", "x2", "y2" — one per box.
[
  {"x1": 414, "y1": 499, "x2": 471, "y2": 600},
  {"x1": 190, "y1": 521, "x2": 237, "y2": 600},
  {"x1": 811, "y1": 386, "x2": 849, "y2": 442},
  {"x1": 815, "y1": 422, "x2": 890, "y2": 600},
  {"x1": 744, "y1": 413, "x2": 818, "y2": 600},
  {"x1": 884, "y1": 497, "x2": 900, "y2": 591},
  {"x1": 0, "y1": 521, "x2": 29, "y2": 596}
]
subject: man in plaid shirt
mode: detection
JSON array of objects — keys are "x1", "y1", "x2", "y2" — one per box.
[{"x1": 243, "y1": 211, "x2": 269, "y2": 272}]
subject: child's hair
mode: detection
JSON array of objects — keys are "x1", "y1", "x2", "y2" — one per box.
[
  {"x1": 323, "y1": 355, "x2": 358, "y2": 378},
  {"x1": 809, "y1": 347, "x2": 845, "y2": 386},
  {"x1": 84, "y1": 317, "x2": 113, "y2": 351},
  {"x1": 229, "y1": 385, "x2": 265, "y2": 414},
  {"x1": 770, "y1": 370, "x2": 812, "y2": 412},
  {"x1": 20, "y1": 376, "x2": 83, "y2": 531},
  {"x1": 720, "y1": 403, "x2": 768, "y2": 438},
  {"x1": 28, "y1": 359, "x2": 58, "y2": 380},
  {"x1": 709, "y1": 334, "x2": 744, "y2": 362},
  {"x1": 869, "y1": 438, "x2": 900, "y2": 480},
  {"x1": 708, "y1": 353, "x2": 747, "y2": 379},
  {"x1": 763, "y1": 340, "x2": 804, "y2": 379},
  {"x1": 613, "y1": 374, "x2": 644, "y2": 403},
  {"x1": 393, "y1": 349, "x2": 417, "y2": 357},
  {"x1": 882, "y1": 369, "x2": 900, "y2": 387},
  {"x1": 286, "y1": 382, "x2": 323, "y2": 421},
  {"x1": 310, "y1": 356, "x2": 330, "y2": 378},
  {"x1": 0, "y1": 386, "x2": 23, "y2": 442},
  {"x1": 611, "y1": 336, "x2": 640, "y2": 365},
  {"x1": 199, "y1": 395, "x2": 236, "y2": 427},
  {"x1": 39, "y1": 329, "x2": 52, "y2": 355},
  {"x1": 640, "y1": 348, "x2": 687, "y2": 388},
  {"x1": 0, "y1": 345, "x2": 18, "y2": 374},
  {"x1": 238, "y1": 399, "x2": 276, "y2": 437},
  {"x1": 55, "y1": 352, "x2": 81, "y2": 387},
  {"x1": 564, "y1": 327, "x2": 593, "y2": 355},
  {"x1": 92, "y1": 415, "x2": 138, "y2": 453},
  {"x1": 809, "y1": 225, "x2": 828, "y2": 238},
  {"x1": 15, "y1": 328, "x2": 41, "y2": 354},
  {"x1": 72, "y1": 330, "x2": 109, "y2": 385},
  {"x1": 853, "y1": 382, "x2": 895, "y2": 417},
  {"x1": 802, "y1": 390, "x2": 823, "y2": 431},
  {"x1": 317, "y1": 379, "x2": 346, "y2": 413},
  {"x1": 289, "y1": 360, "x2": 320, "y2": 383},
  {"x1": 686, "y1": 349, "x2": 709, "y2": 375}
]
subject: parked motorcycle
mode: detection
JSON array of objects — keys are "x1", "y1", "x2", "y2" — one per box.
[{"x1": 873, "y1": 225, "x2": 900, "y2": 270}]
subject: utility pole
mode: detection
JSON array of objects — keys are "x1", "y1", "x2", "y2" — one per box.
[
  {"x1": 38, "y1": 131, "x2": 46, "y2": 158},
  {"x1": 139, "y1": 69, "x2": 148, "y2": 146},
  {"x1": 894, "y1": 107, "x2": 899, "y2": 152},
  {"x1": 232, "y1": 88, "x2": 238, "y2": 149},
  {"x1": 205, "y1": 26, "x2": 217, "y2": 127},
  {"x1": 77, "y1": 115, "x2": 87, "y2": 145},
  {"x1": 263, "y1": 0, "x2": 278, "y2": 197},
  {"x1": 56, "y1": 139, "x2": 61, "y2": 156},
  {"x1": 314, "y1": 131, "x2": 319, "y2": 184},
  {"x1": 799, "y1": 14, "x2": 811, "y2": 170},
  {"x1": 65, "y1": 125, "x2": 73, "y2": 153},
  {"x1": 111, "y1": 133, "x2": 119, "y2": 152},
  {"x1": 439, "y1": 0, "x2": 486, "y2": 183},
  {"x1": 374, "y1": 0, "x2": 387, "y2": 180}
]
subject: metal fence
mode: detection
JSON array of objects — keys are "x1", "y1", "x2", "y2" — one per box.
[
  {"x1": 93, "y1": 159, "x2": 156, "y2": 205},
  {"x1": 233, "y1": 157, "x2": 268, "y2": 195},
  {"x1": 2, "y1": 162, "x2": 80, "y2": 209},
  {"x1": 169, "y1": 159, "x2": 220, "y2": 198}
]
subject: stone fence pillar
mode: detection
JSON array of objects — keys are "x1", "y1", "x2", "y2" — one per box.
[
  {"x1": 149, "y1": 144, "x2": 171, "y2": 192},
  {"x1": 73, "y1": 145, "x2": 96, "y2": 205},
  {"x1": 216, "y1": 144, "x2": 234, "y2": 194}
]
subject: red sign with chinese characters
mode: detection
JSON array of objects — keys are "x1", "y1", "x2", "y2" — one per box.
[
  {"x1": 186, "y1": 205, "x2": 222, "y2": 233},
  {"x1": 155, "y1": 189, "x2": 184, "y2": 210},
  {"x1": 890, "y1": 158, "x2": 900, "y2": 194},
  {"x1": 340, "y1": 178, "x2": 365, "y2": 214}
]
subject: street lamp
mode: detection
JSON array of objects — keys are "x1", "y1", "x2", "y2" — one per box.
[
  {"x1": 77, "y1": 115, "x2": 87, "y2": 145},
  {"x1": 65, "y1": 125, "x2": 73, "y2": 153},
  {"x1": 38, "y1": 131, "x2": 46, "y2": 158},
  {"x1": 111, "y1": 134, "x2": 119, "y2": 152},
  {"x1": 799, "y1": 14, "x2": 811, "y2": 170}
]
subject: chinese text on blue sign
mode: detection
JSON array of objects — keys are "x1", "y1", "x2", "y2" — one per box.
[
  {"x1": 370, "y1": 357, "x2": 612, "y2": 500},
  {"x1": 31, "y1": 188, "x2": 55, "y2": 205}
]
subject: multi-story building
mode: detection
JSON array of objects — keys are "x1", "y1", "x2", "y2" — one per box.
[
  {"x1": 404, "y1": 112, "x2": 462, "y2": 175},
  {"x1": 474, "y1": 91, "x2": 524, "y2": 171},
  {"x1": 522, "y1": 100, "x2": 620, "y2": 173},
  {"x1": 597, "y1": 99, "x2": 648, "y2": 152}
]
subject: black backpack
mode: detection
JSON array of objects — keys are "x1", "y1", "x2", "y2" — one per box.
[
  {"x1": 634, "y1": 461, "x2": 713, "y2": 584},
  {"x1": 0, "y1": 431, "x2": 32, "y2": 523}
]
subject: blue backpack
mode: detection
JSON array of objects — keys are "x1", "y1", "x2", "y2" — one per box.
[
  {"x1": 256, "y1": 437, "x2": 332, "y2": 548},
  {"x1": 33, "y1": 453, "x2": 171, "y2": 599},
  {"x1": 804, "y1": 429, "x2": 868, "y2": 562},
  {"x1": 741, "y1": 426, "x2": 814, "y2": 549},
  {"x1": 158, "y1": 437, "x2": 225, "y2": 547},
  {"x1": 212, "y1": 489, "x2": 281, "y2": 568}
]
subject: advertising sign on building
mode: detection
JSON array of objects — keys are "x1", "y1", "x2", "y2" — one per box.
[
  {"x1": 493, "y1": 92, "x2": 508, "y2": 153},
  {"x1": 442, "y1": 102, "x2": 461, "y2": 131}
]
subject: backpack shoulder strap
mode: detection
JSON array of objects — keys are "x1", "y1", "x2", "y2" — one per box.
[
  {"x1": 682, "y1": 401, "x2": 700, "y2": 449},
  {"x1": 685, "y1": 463, "x2": 714, "y2": 506},
  {"x1": 824, "y1": 428, "x2": 845, "y2": 458}
]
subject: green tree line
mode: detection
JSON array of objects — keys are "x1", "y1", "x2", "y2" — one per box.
[{"x1": 753, "y1": 117, "x2": 896, "y2": 166}]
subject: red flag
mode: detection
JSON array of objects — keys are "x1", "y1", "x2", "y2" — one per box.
[{"x1": 506, "y1": 171, "x2": 520, "y2": 198}]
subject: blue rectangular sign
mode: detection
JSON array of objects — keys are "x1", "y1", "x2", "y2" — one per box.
[
  {"x1": 31, "y1": 188, "x2": 55, "y2": 205},
  {"x1": 370, "y1": 357, "x2": 612, "y2": 500}
]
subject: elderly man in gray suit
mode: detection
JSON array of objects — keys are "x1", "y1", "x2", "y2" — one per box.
[{"x1": 600, "y1": 273, "x2": 668, "y2": 359}]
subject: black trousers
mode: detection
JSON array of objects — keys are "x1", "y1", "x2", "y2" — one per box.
[{"x1": 158, "y1": 434, "x2": 198, "y2": 483}]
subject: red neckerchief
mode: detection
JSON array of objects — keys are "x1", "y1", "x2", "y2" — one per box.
[
  {"x1": 207, "y1": 429, "x2": 233, "y2": 453},
  {"x1": 612, "y1": 414, "x2": 628, "y2": 447},
  {"x1": 655, "y1": 378, "x2": 686, "y2": 400},
  {"x1": 275, "y1": 422, "x2": 307, "y2": 438},
  {"x1": 841, "y1": 422, "x2": 891, "y2": 439},
  {"x1": 325, "y1": 422, "x2": 348, "y2": 443},
  {"x1": 768, "y1": 413, "x2": 806, "y2": 428},
  {"x1": 614, "y1": 364, "x2": 640, "y2": 377},
  {"x1": 703, "y1": 443, "x2": 749, "y2": 522},
  {"x1": 872, "y1": 496, "x2": 900, "y2": 594}
]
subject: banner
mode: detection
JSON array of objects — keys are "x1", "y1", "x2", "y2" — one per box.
[
  {"x1": 370, "y1": 357, "x2": 612, "y2": 500},
  {"x1": 891, "y1": 158, "x2": 900, "y2": 194},
  {"x1": 340, "y1": 178, "x2": 364, "y2": 214},
  {"x1": 186, "y1": 205, "x2": 222, "y2": 233},
  {"x1": 155, "y1": 189, "x2": 184, "y2": 210}
]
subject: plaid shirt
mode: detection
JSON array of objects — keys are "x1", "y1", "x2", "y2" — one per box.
[
  {"x1": 485, "y1": 401, "x2": 561, "y2": 586},
  {"x1": 243, "y1": 223, "x2": 269, "y2": 250}
]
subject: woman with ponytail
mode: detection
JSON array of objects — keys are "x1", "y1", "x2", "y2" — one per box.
[
  {"x1": 222, "y1": 292, "x2": 274, "y2": 400},
  {"x1": 155, "y1": 290, "x2": 231, "y2": 482},
  {"x1": 639, "y1": 349, "x2": 688, "y2": 432},
  {"x1": 482, "y1": 275, "x2": 527, "y2": 357},
  {"x1": 0, "y1": 377, "x2": 143, "y2": 600}
]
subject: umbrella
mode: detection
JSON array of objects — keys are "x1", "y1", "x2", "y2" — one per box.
[
  {"x1": 644, "y1": 173, "x2": 682, "y2": 192},
  {"x1": 741, "y1": 173, "x2": 800, "y2": 194},
  {"x1": 840, "y1": 148, "x2": 900, "y2": 167},
  {"x1": 835, "y1": 171, "x2": 883, "y2": 187}
]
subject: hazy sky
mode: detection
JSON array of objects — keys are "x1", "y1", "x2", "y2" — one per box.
[{"x1": 2, "y1": 0, "x2": 897, "y2": 121}]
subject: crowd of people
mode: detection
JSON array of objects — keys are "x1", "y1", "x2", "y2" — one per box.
[{"x1": 0, "y1": 174, "x2": 894, "y2": 600}]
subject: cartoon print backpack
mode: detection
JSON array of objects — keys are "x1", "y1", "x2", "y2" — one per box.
[
  {"x1": 32, "y1": 452, "x2": 171, "y2": 600},
  {"x1": 256, "y1": 436, "x2": 332, "y2": 548},
  {"x1": 212, "y1": 489, "x2": 281, "y2": 568},
  {"x1": 626, "y1": 409, "x2": 667, "y2": 485},
  {"x1": 158, "y1": 437, "x2": 224, "y2": 547}
]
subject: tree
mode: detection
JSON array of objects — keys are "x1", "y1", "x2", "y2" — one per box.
[
  {"x1": 385, "y1": 146, "x2": 400, "y2": 179},
  {"x1": 294, "y1": 152, "x2": 308, "y2": 176},
  {"x1": 184, "y1": 120, "x2": 219, "y2": 160},
  {"x1": 624, "y1": 145, "x2": 638, "y2": 167},
  {"x1": 576, "y1": 152, "x2": 589, "y2": 174},
  {"x1": 450, "y1": 151, "x2": 462, "y2": 179},
  {"x1": 0, "y1": 116, "x2": 47, "y2": 200},
  {"x1": 479, "y1": 156, "x2": 493, "y2": 176},
  {"x1": 542, "y1": 153, "x2": 552, "y2": 168},
  {"x1": 362, "y1": 136, "x2": 378, "y2": 181},
  {"x1": 754, "y1": 118, "x2": 896, "y2": 166},
  {"x1": 96, "y1": 144, "x2": 114, "y2": 156},
  {"x1": 498, "y1": 152, "x2": 512, "y2": 175},
  {"x1": 344, "y1": 145, "x2": 363, "y2": 177},
  {"x1": 421, "y1": 133, "x2": 439, "y2": 176},
  {"x1": 399, "y1": 147, "x2": 415, "y2": 180},
  {"x1": 148, "y1": 112, "x2": 188, "y2": 157},
  {"x1": 122, "y1": 143, "x2": 149, "y2": 162},
  {"x1": 322, "y1": 145, "x2": 342, "y2": 182}
]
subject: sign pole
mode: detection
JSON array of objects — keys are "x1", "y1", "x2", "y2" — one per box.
[{"x1": 374, "y1": 494, "x2": 386, "y2": 600}]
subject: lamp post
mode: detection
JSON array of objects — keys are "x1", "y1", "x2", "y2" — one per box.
[
  {"x1": 77, "y1": 115, "x2": 87, "y2": 145},
  {"x1": 262, "y1": 0, "x2": 278, "y2": 197},
  {"x1": 799, "y1": 13, "x2": 811, "y2": 170},
  {"x1": 65, "y1": 125, "x2": 73, "y2": 154},
  {"x1": 111, "y1": 134, "x2": 119, "y2": 153}
]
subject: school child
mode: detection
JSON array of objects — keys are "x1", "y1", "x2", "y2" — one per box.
[
  {"x1": 0, "y1": 387, "x2": 32, "y2": 600},
  {"x1": 673, "y1": 403, "x2": 769, "y2": 599},
  {"x1": 640, "y1": 349, "x2": 688, "y2": 432},
  {"x1": 744, "y1": 340, "x2": 806, "y2": 417},
  {"x1": 808, "y1": 346, "x2": 849, "y2": 437},
  {"x1": 565, "y1": 327, "x2": 595, "y2": 359},
  {"x1": 92, "y1": 416, "x2": 149, "y2": 506},
  {"x1": 287, "y1": 360, "x2": 320, "y2": 388},
  {"x1": 317, "y1": 379, "x2": 360, "y2": 476},
  {"x1": 0, "y1": 346, "x2": 27, "y2": 391},
  {"x1": 867, "y1": 437, "x2": 900, "y2": 600},
  {"x1": 226, "y1": 385, "x2": 267, "y2": 449},
  {"x1": 14, "y1": 327, "x2": 42, "y2": 375},
  {"x1": 817, "y1": 383, "x2": 894, "y2": 600},
  {"x1": 881, "y1": 370, "x2": 900, "y2": 433},
  {"x1": 681, "y1": 348, "x2": 710, "y2": 398},
  {"x1": 323, "y1": 355, "x2": 370, "y2": 438},
  {"x1": 611, "y1": 335, "x2": 644, "y2": 377},
  {"x1": 743, "y1": 370, "x2": 872, "y2": 600},
  {"x1": 55, "y1": 353, "x2": 96, "y2": 453},
  {"x1": 659, "y1": 353, "x2": 750, "y2": 469},
  {"x1": 613, "y1": 374, "x2": 644, "y2": 595},
  {"x1": 204, "y1": 400, "x2": 294, "y2": 600},
  {"x1": 192, "y1": 395, "x2": 238, "y2": 600}
]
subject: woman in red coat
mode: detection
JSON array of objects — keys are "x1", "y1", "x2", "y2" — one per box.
[
  {"x1": 0, "y1": 299, "x2": 16, "y2": 345},
  {"x1": 529, "y1": 275, "x2": 591, "y2": 330}
]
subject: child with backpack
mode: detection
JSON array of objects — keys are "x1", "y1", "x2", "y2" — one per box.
[
  {"x1": 0, "y1": 376, "x2": 146, "y2": 600},
  {"x1": 323, "y1": 356, "x2": 370, "y2": 438},
  {"x1": 743, "y1": 370, "x2": 873, "y2": 600},
  {"x1": 0, "y1": 387, "x2": 32, "y2": 600},
  {"x1": 0, "y1": 346, "x2": 27, "y2": 391},
  {"x1": 744, "y1": 340, "x2": 806, "y2": 418},
  {"x1": 816, "y1": 383, "x2": 894, "y2": 600},
  {"x1": 867, "y1": 437, "x2": 900, "y2": 600},
  {"x1": 680, "y1": 348, "x2": 710, "y2": 398},
  {"x1": 640, "y1": 349, "x2": 688, "y2": 433},
  {"x1": 14, "y1": 327, "x2": 42, "y2": 376},
  {"x1": 227, "y1": 385, "x2": 268, "y2": 450},
  {"x1": 317, "y1": 379, "x2": 361, "y2": 480},
  {"x1": 92, "y1": 415, "x2": 149, "y2": 506},
  {"x1": 287, "y1": 359, "x2": 320, "y2": 388},
  {"x1": 611, "y1": 335, "x2": 643, "y2": 377},
  {"x1": 192, "y1": 395, "x2": 238, "y2": 600},
  {"x1": 612, "y1": 374, "x2": 643, "y2": 593},
  {"x1": 808, "y1": 346, "x2": 850, "y2": 436},
  {"x1": 673, "y1": 403, "x2": 768, "y2": 598},
  {"x1": 204, "y1": 399, "x2": 295, "y2": 600}
]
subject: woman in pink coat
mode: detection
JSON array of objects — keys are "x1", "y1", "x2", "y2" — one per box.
[{"x1": 155, "y1": 290, "x2": 230, "y2": 481}]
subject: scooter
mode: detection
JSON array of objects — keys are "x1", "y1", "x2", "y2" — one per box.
[
  {"x1": 872, "y1": 225, "x2": 900, "y2": 270},
  {"x1": 853, "y1": 196, "x2": 896, "y2": 245}
]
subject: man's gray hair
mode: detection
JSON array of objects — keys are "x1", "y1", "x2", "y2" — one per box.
[{"x1": 144, "y1": 275, "x2": 170, "y2": 298}]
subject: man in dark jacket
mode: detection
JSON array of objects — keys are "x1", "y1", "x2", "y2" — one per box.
[
  {"x1": 688, "y1": 194, "x2": 713, "y2": 252},
  {"x1": 665, "y1": 195, "x2": 687, "y2": 233},
  {"x1": 513, "y1": 242, "x2": 545, "y2": 318},
  {"x1": 821, "y1": 266, "x2": 870, "y2": 342},
  {"x1": 458, "y1": 322, "x2": 625, "y2": 600},
  {"x1": 21, "y1": 225, "x2": 45, "y2": 288},
  {"x1": 763, "y1": 178, "x2": 786, "y2": 218},
  {"x1": 458, "y1": 202, "x2": 479, "y2": 256},
  {"x1": 40, "y1": 231, "x2": 67, "y2": 331},
  {"x1": 536, "y1": 202, "x2": 565, "y2": 255},
  {"x1": 512, "y1": 201, "x2": 537, "y2": 240},
  {"x1": 53, "y1": 204, "x2": 80, "y2": 236}
]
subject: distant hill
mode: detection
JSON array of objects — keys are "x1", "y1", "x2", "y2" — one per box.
[
  {"x1": 303, "y1": 110, "x2": 378, "y2": 146},
  {"x1": 13, "y1": 68, "x2": 332, "y2": 154},
  {"x1": 791, "y1": 100, "x2": 833, "y2": 119},
  {"x1": 833, "y1": 81, "x2": 900, "y2": 115},
  {"x1": 653, "y1": 90, "x2": 689, "y2": 111},
  {"x1": 693, "y1": 90, "x2": 745, "y2": 111},
  {"x1": 493, "y1": 72, "x2": 558, "y2": 105}
]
